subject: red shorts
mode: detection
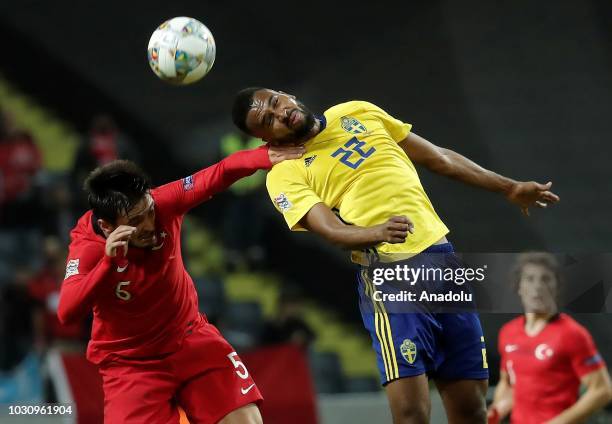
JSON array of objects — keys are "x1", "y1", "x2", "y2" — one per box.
[{"x1": 99, "y1": 321, "x2": 263, "y2": 424}]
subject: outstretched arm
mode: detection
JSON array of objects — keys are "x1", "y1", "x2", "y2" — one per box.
[
  {"x1": 155, "y1": 144, "x2": 304, "y2": 216},
  {"x1": 299, "y1": 203, "x2": 413, "y2": 250},
  {"x1": 398, "y1": 132, "x2": 560, "y2": 216}
]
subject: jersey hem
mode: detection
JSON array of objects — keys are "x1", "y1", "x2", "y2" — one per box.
[{"x1": 351, "y1": 228, "x2": 450, "y2": 265}]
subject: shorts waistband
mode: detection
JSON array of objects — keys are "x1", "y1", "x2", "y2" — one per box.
[
  {"x1": 422, "y1": 242, "x2": 454, "y2": 254},
  {"x1": 354, "y1": 241, "x2": 455, "y2": 267}
]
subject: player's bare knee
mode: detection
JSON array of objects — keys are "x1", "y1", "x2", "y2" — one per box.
[
  {"x1": 392, "y1": 406, "x2": 429, "y2": 424},
  {"x1": 451, "y1": 405, "x2": 487, "y2": 424},
  {"x1": 446, "y1": 392, "x2": 487, "y2": 424},
  {"x1": 390, "y1": 398, "x2": 429, "y2": 424}
]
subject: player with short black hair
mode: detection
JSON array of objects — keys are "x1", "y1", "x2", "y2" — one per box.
[
  {"x1": 58, "y1": 144, "x2": 304, "y2": 424},
  {"x1": 232, "y1": 87, "x2": 560, "y2": 424},
  {"x1": 233, "y1": 87, "x2": 265, "y2": 134},
  {"x1": 83, "y1": 160, "x2": 152, "y2": 225}
]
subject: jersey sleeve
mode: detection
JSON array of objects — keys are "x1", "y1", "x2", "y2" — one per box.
[
  {"x1": 152, "y1": 146, "x2": 271, "y2": 216},
  {"x1": 567, "y1": 324, "x2": 605, "y2": 378},
  {"x1": 57, "y1": 241, "x2": 114, "y2": 325},
  {"x1": 363, "y1": 102, "x2": 412, "y2": 142},
  {"x1": 266, "y1": 162, "x2": 323, "y2": 231}
]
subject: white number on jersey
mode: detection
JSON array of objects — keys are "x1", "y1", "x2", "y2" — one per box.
[
  {"x1": 115, "y1": 281, "x2": 132, "y2": 301},
  {"x1": 227, "y1": 351, "x2": 249, "y2": 379}
]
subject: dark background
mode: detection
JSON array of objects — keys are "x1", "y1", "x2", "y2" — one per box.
[{"x1": 1, "y1": 0, "x2": 611, "y2": 384}]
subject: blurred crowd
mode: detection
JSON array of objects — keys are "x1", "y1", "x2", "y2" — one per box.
[{"x1": 0, "y1": 107, "x2": 134, "y2": 372}]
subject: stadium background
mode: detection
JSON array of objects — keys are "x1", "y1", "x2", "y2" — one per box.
[{"x1": 0, "y1": 0, "x2": 611, "y2": 422}]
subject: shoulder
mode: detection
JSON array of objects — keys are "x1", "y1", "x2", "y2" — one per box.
[
  {"x1": 151, "y1": 185, "x2": 175, "y2": 214},
  {"x1": 69, "y1": 211, "x2": 97, "y2": 245},
  {"x1": 325, "y1": 100, "x2": 378, "y2": 116},
  {"x1": 150, "y1": 179, "x2": 196, "y2": 219},
  {"x1": 66, "y1": 236, "x2": 105, "y2": 276},
  {"x1": 556, "y1": 314, "x2": 593, "y2": 341},
  {"x1": 267, "y1": 159, "x2": 305, "y2": 182}
]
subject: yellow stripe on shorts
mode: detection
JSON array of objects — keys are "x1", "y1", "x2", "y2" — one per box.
[
  {"x1": 362, "y1": 269, "x2": 390, "y2": 380},
  {"x1": 362, "y1": 269, "x2": 399, "y2": 381}
]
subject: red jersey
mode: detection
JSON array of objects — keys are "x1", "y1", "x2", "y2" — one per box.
[
  {"x1": 498, "y1": 313, "x2": 605, "y2": 424},
  {"x1": 58, "y1": 148, "x2": 271, "y2": 365}
]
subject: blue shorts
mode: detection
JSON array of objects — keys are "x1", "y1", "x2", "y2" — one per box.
[{"x1": 357, "y1": 243, "x2": 489, "y2": 384}]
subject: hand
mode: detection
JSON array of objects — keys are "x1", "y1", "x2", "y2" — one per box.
[
  {"x1": 506, "y1": 181, "x2": 560, "y2": 216},
  {"x1": 268, "y1": 144, "x2": 306, "y2": 165},
  {"x1": 105, "y1": 225, "x2": 136, "y2": 257},
  {"x1": 375, "y1": 216, "x2": 414, "y2": 244}
]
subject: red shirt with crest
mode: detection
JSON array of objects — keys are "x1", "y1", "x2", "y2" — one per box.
[
  {"x1": 498, "y1": 313, "x2": 605, "y2": 424},
  {"x1": 58, "y1": 147, "x2": 271, "y2": 364}
]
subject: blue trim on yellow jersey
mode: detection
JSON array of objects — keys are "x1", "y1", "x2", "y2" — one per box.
[{"x1": 315, "y1": 114, "x2": 327, "y2": 131}]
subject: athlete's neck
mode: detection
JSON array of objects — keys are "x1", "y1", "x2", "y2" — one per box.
[
  {"x1": 524, "y1": 311, "x2": 556, "y2": 336},
  {"x1": 296, "y1": 116, "x2": 323, "y2": 145},
  {"x1": 305, "y1": 118, "x2": 322, "y2": 140}
]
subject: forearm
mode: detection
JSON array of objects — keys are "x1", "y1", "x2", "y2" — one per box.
[
  {"x1": 436, "y1": 148, "x2": 516, "y2": 194},
  {"x1": 490, "y1": 381, "x2": 513, "y2": 419},
  {"x1": 549, "y1": 388, "x2": 612, "y2": 424},
  {"x1": 400, "y1": 132, "x2": 559, "y2": 215},
  {"x1": 300, "y1": 203, "x2": 409, "y2": 250},
  {"x1": 319, "y1": 224, "x2": 384, "y2": 250},
  {"x1": 160, "y1": 147, "x2": 271, "y2": 215},
  {"x1": 57, "y1": 255, "x2": 114, "y2": 324},
  {"x1": 200, "y1": 147, "x2": 271, "y2": 196}
]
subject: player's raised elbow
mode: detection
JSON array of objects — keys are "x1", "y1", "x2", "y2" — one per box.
[
  {"x1": 56, "y1": 303, "x2": 73, "y2": 326},
  {"x1": 56, "y1": 295, "x2": 82, "y2": 326}
]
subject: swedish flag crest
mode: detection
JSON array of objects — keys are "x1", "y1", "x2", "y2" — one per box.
[
  {"x1": 341, "y1": 116, "x2": 367, "y2": 134},
  {"x1": 400, "y1": 339, "x2": 417, "y2": 364}
]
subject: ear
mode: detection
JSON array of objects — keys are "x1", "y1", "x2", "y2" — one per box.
[{"x1": 97, "y1": 219, "x2": 115, "y2": 237}]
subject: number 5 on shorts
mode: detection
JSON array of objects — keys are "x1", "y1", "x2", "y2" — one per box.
[{"x1": 227, "y1": 352, "x2": 249, "y2": 379}]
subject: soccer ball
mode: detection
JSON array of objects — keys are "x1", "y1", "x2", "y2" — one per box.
[{"x1": 147, "y1": 17, "x2": 216, "y2": 85}]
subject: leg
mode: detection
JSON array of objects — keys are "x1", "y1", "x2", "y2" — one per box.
[
  {"x1": 218, "y1": 403, "x2": 262, "y2": 424},
  {"x1": 433, "y1": 313, "x2": 490, "y2": 424},
  {"x1": 174, "y1": 323, "x2": 263, "y2": 424},
  {"x1": 385, "y1": 374, "x2": 431, "y2": 424},
  {"x1": 178, "y1": 365, "x2": 263, "y2": 424},
  {"x1": 358, "y1": 268, "x2": 441, "y2": 423},
  {"x1": 435, "y1": 379, "x2": 488, "y2": 424},
  {"x1": 100, "y1": 362, "x2": 179, "y2": 424}
]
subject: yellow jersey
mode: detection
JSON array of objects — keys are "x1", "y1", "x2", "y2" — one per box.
[{"x1": 266, "y1": 101, "x2": 449, "y2": 263}]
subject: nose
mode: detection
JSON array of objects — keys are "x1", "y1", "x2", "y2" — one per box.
[
  {"x1": 274, "y1": 109, "x2": 287, "y2": 121},
  {"x1": 266, "y1": 100, "x2": 288, "y2": 123}
]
